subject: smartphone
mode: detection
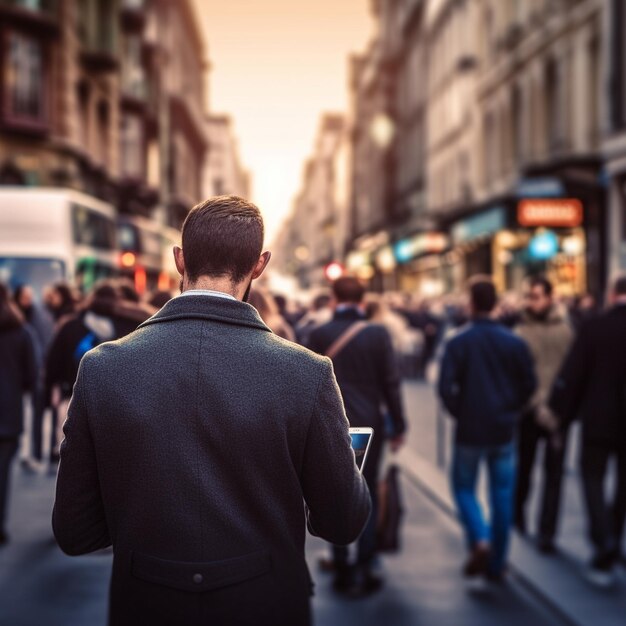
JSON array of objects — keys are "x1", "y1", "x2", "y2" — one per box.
[{"x1": 349, "y1": 427, "x2": 374, "y2": 473}]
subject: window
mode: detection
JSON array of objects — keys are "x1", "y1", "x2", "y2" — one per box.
[
  {"x1": 545, "y1": 59, "x2": 561, "y2": 151},
  {"x1": 0, "y1": 257, "x2": 65, "y2": 297},
  {"x1": 72, "y1": 204, "x2": 117, "y2": 250},
  {"x1": 588, "y1": 34, "x2": 600, "y2": 146},
  {"x1": 120, "y1": 114, "x2": 144, "y2": 179},
  {"x1": 4, "y1": 31, "x2": 46, "y2": 125},
  {"x1": 483, "y1": 111, "x2": 496, "y2": 185},
  {"x1": 16, "y1": 0, "x2": 44, "y2": 9},
  {"x1": 118, "y1": 222, "x2": 139, "y2": 251},
  {"x1": 511, "y1": 85, "x2": 523, "y2": 164},
  {"x1": 122, "y1": 34, "x2": 145, "y2": 98},
  {"x1": 97, "y1": 100, "x2": 110, "y2": 168}
]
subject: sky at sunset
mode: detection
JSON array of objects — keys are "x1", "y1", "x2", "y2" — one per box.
[{"x1": 191, "y1": 0, "x2": 374, "y2": 244}]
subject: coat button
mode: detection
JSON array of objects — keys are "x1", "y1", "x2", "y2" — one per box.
[{"x1": 193, "y1": 573, "x2": 203, "y2": 584}]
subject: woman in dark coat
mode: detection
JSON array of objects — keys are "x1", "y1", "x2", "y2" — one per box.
[{"x1": 0, "y1": 284, "x2": 37, "y2": 545}]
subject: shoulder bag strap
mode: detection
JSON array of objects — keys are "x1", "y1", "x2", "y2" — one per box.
[{"x1": 325, "y1": 321, "x2": 369, "y2": 361}]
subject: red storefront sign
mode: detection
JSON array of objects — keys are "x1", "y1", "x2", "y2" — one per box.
[{"x1": 517, "y1": 199, "x2": 583, "y2": 228}]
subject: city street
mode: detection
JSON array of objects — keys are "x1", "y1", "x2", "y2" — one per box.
[
  {"x1": 0, "y1": 451, "x2": 565, "y2": 626},
  {"x1": 1, "y1": 381, "x2": 616, "y2": 626}
]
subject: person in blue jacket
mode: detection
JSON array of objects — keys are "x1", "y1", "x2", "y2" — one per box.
[{"x1": 438, "y1": 275, "x2": 536, "y2": 584}]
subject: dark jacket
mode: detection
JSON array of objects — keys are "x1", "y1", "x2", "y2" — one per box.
[
  {"x1": 45, "y1": 310, "x2": 134, "y2": 398},
  {"x1": 308, "y1": 307, "x2": 406, "y2": 438},
  {"x1": 0, "y1": 320, "x2": 37, "y2": 438},
  {"x1": 438, "y1": 318, "x2": 536, "y2": 446},
  {"x1": 52, "y1": 295, "x2": 370, "y2": 626},
  {"x1": 549, "y1": 304, "x2": 626, "y2": 446}
]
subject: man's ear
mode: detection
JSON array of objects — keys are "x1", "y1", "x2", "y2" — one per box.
[
  {"x1": 251, "y1": 251, "x2": 271, "y2": 280},
  {"x1": 173, "y1": 246, "x2": 185, "y2": 277}
]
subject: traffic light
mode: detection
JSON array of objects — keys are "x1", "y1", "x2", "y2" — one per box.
[{"x1": 324, "y1": 261, "x2": 345, "y2": 282}]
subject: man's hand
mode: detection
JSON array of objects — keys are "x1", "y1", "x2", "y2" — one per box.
[{"x1": 389, "y1": 435, "x2": 405, "y2": 454}]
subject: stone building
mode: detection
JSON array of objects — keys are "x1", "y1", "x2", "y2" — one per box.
[
  {"x1": 0, "y1": 0, "x2": 208, "y2": 229},
  {"x1": 274, "y1": 113, "x2": 347, "y2": 289},
  {"x1": 202, "y1": 114, "x2": 250, "y2": 200}
]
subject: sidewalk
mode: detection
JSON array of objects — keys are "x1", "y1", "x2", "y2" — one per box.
[{"x1": 398, "y1": 380, "x2": 626, "y2": 626}]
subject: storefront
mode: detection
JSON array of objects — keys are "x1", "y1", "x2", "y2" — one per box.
[
  {"x1": 392, "y1": 231, "x2": 449, "y2": 296},
  {"x1": 446, "y1": 177, "x2": 603, "y2": 296},
  {"x1": 493, "y1": 198, "x2": 587, "y2": 296}
]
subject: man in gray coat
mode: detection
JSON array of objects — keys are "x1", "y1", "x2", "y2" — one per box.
[{"x1": 52, "y1": 196, "x2": 371, "y2": 626}]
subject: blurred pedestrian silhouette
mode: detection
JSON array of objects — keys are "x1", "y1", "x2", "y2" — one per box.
[
  {"x1": 514, "y1": 276, "x2": 573, "y2": 553},
  {"x1": 0, "y1": 284, "x2": 37, "y2": 546},
  {"x1": 309, "y1": 276, "x2": 407, "y2": 597},
  {"x1": 438, "y1": 276, "x2": 536, "y2": 585},
  {"x1": 550, "y1": 275, "x2": 626, "y2": 587},
  {"x1": 247, "y1": 286, "x2": 295, "y2": 341}
]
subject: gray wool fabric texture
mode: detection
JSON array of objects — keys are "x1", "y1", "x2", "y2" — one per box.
[{"x1": 52, "y1": 295, "x2": 371, "y2": 626}]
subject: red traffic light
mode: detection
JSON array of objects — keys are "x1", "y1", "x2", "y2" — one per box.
[{"x1": 324, "y1": 262, "x2": 345, "y2": 282}]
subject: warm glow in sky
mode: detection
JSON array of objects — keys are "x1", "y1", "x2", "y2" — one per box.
[{"x1": 192, "y1": 0, "x2": 374, "y2": 244}]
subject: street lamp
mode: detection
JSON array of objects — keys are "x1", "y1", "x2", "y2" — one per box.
[
  {"x1": 324, "y1": 261, "x2": 345, "y2": 282},
  {"x1": 369, "y1": 113, "x2": 395, "y2": 149}
]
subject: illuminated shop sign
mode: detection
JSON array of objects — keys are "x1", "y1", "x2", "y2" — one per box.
[
  {"x1": 528, "y1": 230, "x2": 559, "y2": 260},
  {"x1": 375, "y1": 246, "x2": 397, "y2": 272},
  {"x1": 518, "y1": 199, "x2": 583, "y2": 228},
  {"x1": 394, "y1": 232, "x2": 449, "y2": 263},
  {"x1": 451, "y1": 207, "x2": 506, "y2": 244},
  {"x1": 346, "y1": 250, "x2": 371, "y2": 270},
  {"x1": 515, "y1": 178, "x2": 565, "y2": 198}
]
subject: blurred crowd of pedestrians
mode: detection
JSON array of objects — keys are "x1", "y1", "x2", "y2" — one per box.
[
  {"x1": 0, "y1": 267, "x2": 625, "y2": 595},
  {"x1": 0, "y1": 278, "x2": 173, "y2": 547}
]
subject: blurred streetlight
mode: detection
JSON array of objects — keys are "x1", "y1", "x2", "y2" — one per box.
[
  {"x1": 324, "y1": 261, "x2": 345, "y2": 282},
  {"x1": 294, "y1": 245, "x2": 310, "y2": 262},
  {"x1": 369, "y1": 113, "x2": 395, "y2": 149}
]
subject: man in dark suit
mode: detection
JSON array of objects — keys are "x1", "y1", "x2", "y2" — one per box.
[
  {"x1": 550, "y1": 275, "x2": 626, "y2": 587},
  {"x1": 308, "y1": 277, "x2": 406, "y2": 596},
  {"x1": 52, "y1": 196, "x2": 371, "y2": 626}
]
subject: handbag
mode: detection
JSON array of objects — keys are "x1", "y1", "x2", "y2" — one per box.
[{"x1": 376, "y1": 464, "x2": 404, "y2": 553}]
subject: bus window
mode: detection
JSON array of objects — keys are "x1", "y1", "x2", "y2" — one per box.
[
  {"x1": 0, "y1": 257, "x2": 66, "y2": 301},
  {"x1": 72, "y1": 204, "x2": 117, "y2": 250},
  {"x1": 118, "y1": 222, "x2": 139, "y2": 251}
]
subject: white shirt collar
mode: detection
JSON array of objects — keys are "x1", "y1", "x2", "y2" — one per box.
[{"x1": 178, "y1": 289, "x2": 237, "y2": 301}]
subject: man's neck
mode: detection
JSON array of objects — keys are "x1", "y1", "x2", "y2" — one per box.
[{"x1": 183, "y1": 278, "x2": 241, "y2": 300}]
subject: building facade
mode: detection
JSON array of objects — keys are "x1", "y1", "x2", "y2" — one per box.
[
  {"x1": 465, "y1": 0, "x2": 605, "y2": 297},
  {"x1": 202, "y1": 114, "x2": 250, "y2": 200},
  {"x1": 274, "y1": 113, "x2": 347, "y2": 289},
  {"x1": 324, "y1": 0, "x2": 609, "y2": 298},
  {"x1": 604, "y1": 0, "x2": 626, "y2": 281},
  {"x1": 0, "y1": 0, "x2": 208, "y2": 229}
]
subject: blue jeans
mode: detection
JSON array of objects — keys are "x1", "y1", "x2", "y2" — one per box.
[{"x1": 451, "y1": 442, "x2": 516, "y2": 575}]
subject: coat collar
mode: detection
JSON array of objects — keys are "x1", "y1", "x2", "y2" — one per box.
[
  {"x1": 138, "y1": 294, "x2": 272, "y2": 333},
  {"x1": 333, "y1": 306, "x2": 366, "y2": 322}
]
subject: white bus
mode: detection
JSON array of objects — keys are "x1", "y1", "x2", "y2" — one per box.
[{"x1": 0, "y1": 187, "x2": 119, "y2": 299}]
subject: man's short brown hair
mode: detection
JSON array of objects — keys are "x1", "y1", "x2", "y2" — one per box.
[
  {"x1": 332, "y1": 276, "x2": 365, "y2": 304},
  {"x1": 182, "y1": 196, "x2": 264, "y2": 283},
  {"x1": 468, "y1": 274, "x2": 497, "y2": 314}
]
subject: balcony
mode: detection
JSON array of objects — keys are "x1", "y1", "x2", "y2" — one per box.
[
  {"x1": 80, "y1": 30, "x2": 118, "y2": 73},
  {"x1": 0, "y1": 0, "x2": 59, "y2": 36}
]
